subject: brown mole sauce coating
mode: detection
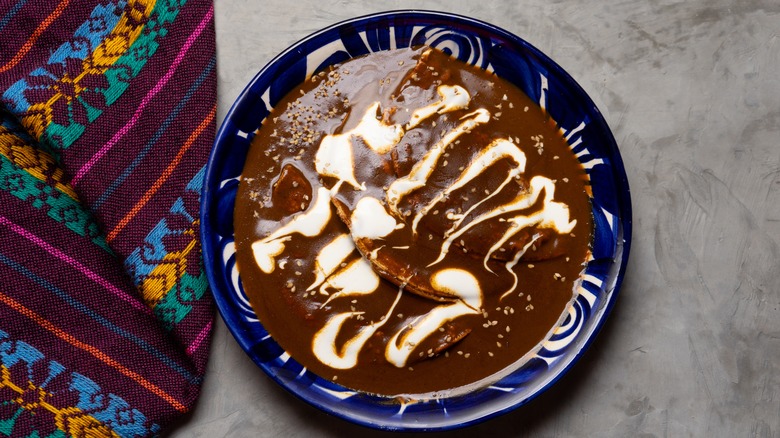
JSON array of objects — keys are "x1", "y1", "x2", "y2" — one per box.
[{"x1": 233, "y1": 47, "x2": 592, "y2": 396}]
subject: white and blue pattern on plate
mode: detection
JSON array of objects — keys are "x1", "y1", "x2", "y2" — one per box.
[{"x1": 201, "y1": 10, "x2": 632, "y2": 431}]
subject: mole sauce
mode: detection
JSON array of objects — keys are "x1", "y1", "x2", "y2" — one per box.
[{"x1": 234, "y1": 47, "x2": 592, "y2": 397}]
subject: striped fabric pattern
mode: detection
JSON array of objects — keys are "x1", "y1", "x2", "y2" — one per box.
[{"x1": 0, "y1": 0, "x2": 216, "y2": 436}]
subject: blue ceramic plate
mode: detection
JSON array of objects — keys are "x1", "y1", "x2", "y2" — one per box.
[{"x1": 201, "y1": 10, "x2": 631, "y2": 431}]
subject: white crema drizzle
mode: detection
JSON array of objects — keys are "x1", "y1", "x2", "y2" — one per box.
[
  {"x1": 386, "y1": 269, "x2": 482, "y2": 367},
  {"x1": 251, "y1": 186, "x2": 334, "y2": 273},
  {"x1": 312, "y1": 286, "x2": 403, "y2": 370},
  {"x1": 350, "y1": 196, "x2": 402, "y2": 239},
  {"x1": 406, "y1": 85, "x2": 470, "y2": 129},
  {"x1": 410, "y1": 138, "x2": 527, "y2": 235},
  {"x1": 307, "y1": 233, "x2": 381, "y2": 305},
  {"x1": 386, "y1": 108, "x2": 491, "y2": 216},
  {"x1": 314, "y1": 84, "x2": 469, "y2": 190},
  {"x1": 430, "y1": 175, "x2": 576, "y2": 269}
]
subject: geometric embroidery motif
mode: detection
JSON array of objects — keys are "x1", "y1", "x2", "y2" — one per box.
[
  {"x1": 125, "y1": 166, "x2": 208, "y2": 329},
  {"x1": 2, "y1": 0, "x2": 186, "y2": 151},
  {"x1": 0, "y1": 117, "x2": 110, "y2": 252},
  {"x1": 0, "y1": 329, "x2": 159, "y2": 438}
]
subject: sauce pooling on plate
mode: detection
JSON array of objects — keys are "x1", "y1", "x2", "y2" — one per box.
[{"x1": 234, "y1": 47, "x2": 592, "y2": 396}]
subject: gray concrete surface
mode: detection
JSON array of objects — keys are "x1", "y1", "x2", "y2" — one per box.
[{"x1": 169, "y1": 1, "x2": 780, "y2": 436}]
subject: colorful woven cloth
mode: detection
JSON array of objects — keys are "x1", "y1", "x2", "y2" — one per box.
[{"x1": 0, "y1": 0, "x2": 216, "y2": 436}]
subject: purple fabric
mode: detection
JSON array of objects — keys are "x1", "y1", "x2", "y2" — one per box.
[{"x1": 0, "y1": 0, "x2": 216, "y2": 436}]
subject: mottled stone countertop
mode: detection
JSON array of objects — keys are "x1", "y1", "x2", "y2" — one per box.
[{"x1": 169, "y1": 1, "x2": 780, "y2": 436}]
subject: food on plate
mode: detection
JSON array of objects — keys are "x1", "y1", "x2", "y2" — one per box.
[{"x1": 233, "y1": 46, "x2": 592, "y2": 396}]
